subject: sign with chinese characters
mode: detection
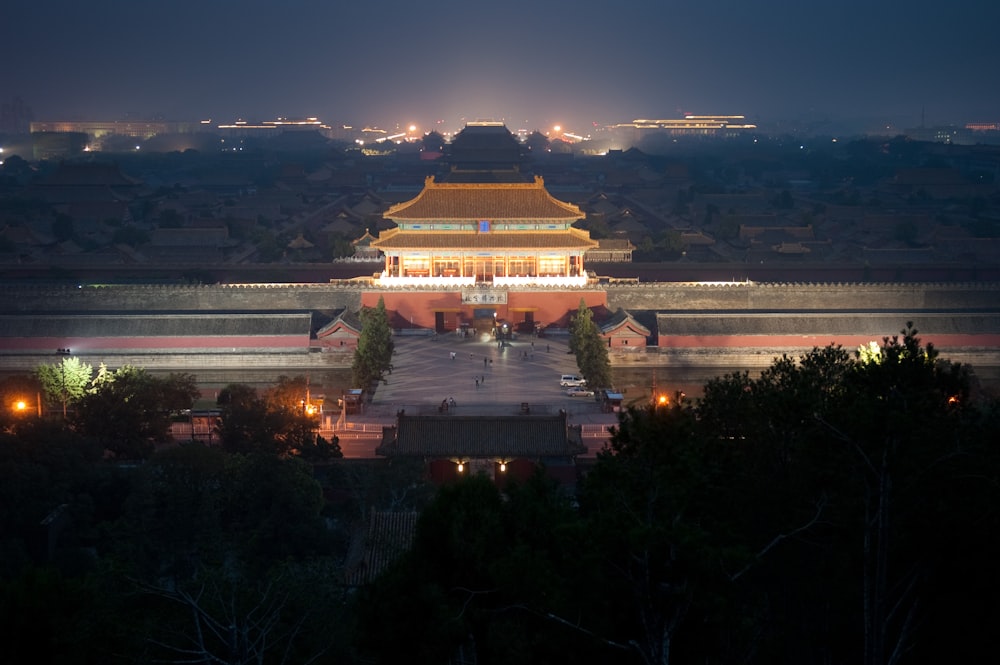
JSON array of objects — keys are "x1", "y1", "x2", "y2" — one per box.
[
  {"x1": 478, "y1": 220, "x2": 490, "y2": 233},
  {"x1": 461, "y1": 289, "x2": 507, "y2": 305}
]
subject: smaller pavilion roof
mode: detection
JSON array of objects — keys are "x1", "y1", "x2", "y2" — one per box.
[
  {"x1": 316, "y1": 309, "x2": 363, "y2": 337},
  {"x1": 600, "y1": 308, "x2": 651, "y2": 337}
]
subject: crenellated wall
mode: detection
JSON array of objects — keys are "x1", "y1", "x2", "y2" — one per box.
[
  {"x1": 3, "y1": 280, "x2": 998, "y2": 316},
  {"x1": 0, "y1": 282, "x2": 363, "y2": 313},
  {"x1": 605, "y1": 281, "x2": 1000, "y2": 312},
  {"x1": 3, "y1": 281, "x2": 999, "y2": 380}
]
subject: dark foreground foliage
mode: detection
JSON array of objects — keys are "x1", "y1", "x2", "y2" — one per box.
[{"x1": 2, "y1": 326, "x2": 998, "y2": 664}]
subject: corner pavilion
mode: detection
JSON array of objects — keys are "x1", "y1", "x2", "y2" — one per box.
[{"x1": 362, "y1": 176, "x2": 606, "y2": 332}]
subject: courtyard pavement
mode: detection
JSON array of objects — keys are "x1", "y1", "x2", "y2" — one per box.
[{"x1": 347, "y1": 332, "x2": 617, "y2": 428}]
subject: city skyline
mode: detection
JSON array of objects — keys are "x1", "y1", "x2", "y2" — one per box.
[{"x1": 4, "y1": 0, "x2": 999, "y2": 134}]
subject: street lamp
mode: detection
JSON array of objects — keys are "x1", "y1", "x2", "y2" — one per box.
[{"x1": 11, "y1": 396, "x2": 41, "y2": 417}]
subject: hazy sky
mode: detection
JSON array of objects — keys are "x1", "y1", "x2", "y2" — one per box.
[{"x1": 4, "y1": 0, "x2": 999, "y2": 133}]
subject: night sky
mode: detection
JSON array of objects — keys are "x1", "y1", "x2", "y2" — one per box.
[{"x1": 4, "y1": 0, "x2": 999, "y2": 133}]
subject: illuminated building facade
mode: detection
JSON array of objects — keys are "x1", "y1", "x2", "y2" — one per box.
[
  {"x1": 617, "y1": 115, "x2": 757, "y2": 135},
  {"x1": 29, "y1": 120, "x2": 205, "y2": 149},
  {"x1": 366, "y1": 173, "x2": 603, "y2": 332},
  {"x1": 215, "y1": 117, "x2": 334, "y2": 138},
  {"x1": 29, "y1": 117, "x2": 341, "y2": 149},
  {"x1": 372, "y1": 175, "x2": 597, "y2": 288}
]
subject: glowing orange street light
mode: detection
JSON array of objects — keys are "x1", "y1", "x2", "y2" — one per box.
[
  {"x1": 656, "y1": 394, "x2": 669, "y2": 407},
  {"x1": 14, "y1": 400, "x2": 27, "y2": 412}
]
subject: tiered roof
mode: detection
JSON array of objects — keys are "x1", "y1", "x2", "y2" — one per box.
[{"x1": 382, "y1": 176, "x2": 584, "y2": 222}]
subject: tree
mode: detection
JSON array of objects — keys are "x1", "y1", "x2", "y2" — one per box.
[
  {"x1": 352, "y1": 296, "x2": 394, "y2": 390},
  {"x1": 216, "y1": 383, "x2": 274, "y2": 454},
  {"x1": 104, "y1": 448, "x2": 347, "y2": 664},
  {"x1": 818, "y1": 325, "x2": 975, "y2": 665},
  {"x1": 568, "y1": 299, "x2": 612, "y2": 389},
  {"x1": 357, "y1": 473, "x2": 621, "y2": 665},
  {"x1": 691, "y1": 326, "x2": 992, "y2": 665},
  {"x1": 216, "y1": 380, "x2": 341, "y2": 458},
  {"x1": 579, "y1": 401, "x2": 715, "y2": 665},
  {"x1": 0, "y1": 565, "x2": 101, "y2": 664},
  {"x1": 72, "y1": 366, "x2": 198, "y2": 459},
  {"x1": 695, "y1": 347, "x2": 855, "y2": 663},
  {"x1": 36, "y1": 356, "x2": 93, "y2": 417},
  {"x1": 219, "y1": 453, "x2": 331, "y2": 563},
  {"x1": 132, "y1": 563, "x2": 347, "y2": 665}
]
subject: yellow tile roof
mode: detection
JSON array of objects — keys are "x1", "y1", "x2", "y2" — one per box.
[{"x1": 383, "y1": 176, "x2": 584, "y2": 221}]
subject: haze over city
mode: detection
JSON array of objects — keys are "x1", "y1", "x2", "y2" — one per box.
[{"x1": 5, "y1": 0, "x2": 999, "y2": 134}]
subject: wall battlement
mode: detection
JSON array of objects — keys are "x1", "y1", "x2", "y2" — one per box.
[{"x1": 1, "y1": 281, "x2": 998, "y2": 315}]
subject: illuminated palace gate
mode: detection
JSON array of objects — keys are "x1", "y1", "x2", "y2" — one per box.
[{"x1": 369, "y1": 176, "x2": 602, "y2": 332}]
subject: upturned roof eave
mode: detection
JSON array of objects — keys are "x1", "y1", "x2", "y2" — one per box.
[{"x1": 383, "y1": 175, "x2": 584, "y2": 221}]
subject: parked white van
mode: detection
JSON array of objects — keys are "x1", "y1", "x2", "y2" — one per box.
[{"x1": 559, "y1": 374, "x2": 586, "y2": 387}]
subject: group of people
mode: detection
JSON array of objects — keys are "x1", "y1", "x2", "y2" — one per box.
[{"x1": 439, "y1": 397, "x2": 457, "y2": 412}]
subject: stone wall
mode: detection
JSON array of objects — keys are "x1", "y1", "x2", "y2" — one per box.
[
  {"x1": 0, "y1": 282, "x2": 363, "y2": 313},
  {"x1": 605, "y1": 281, "x2": 1000, "y2": 312},
  {"x1": 4, "y1": 281, "x2": 998, "y2": 316}
]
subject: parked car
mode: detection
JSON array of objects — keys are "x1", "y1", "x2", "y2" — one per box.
[
  {"x1": 566, "y1": 386, "x2": 595, "y2": 398},
  {"x1": 560, "y1": 374, "x2": 586, "y2": 387}
]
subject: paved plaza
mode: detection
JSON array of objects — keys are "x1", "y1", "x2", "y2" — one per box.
[{"x1": 350, "y1": 332, "x2": 617, "y2": 425}]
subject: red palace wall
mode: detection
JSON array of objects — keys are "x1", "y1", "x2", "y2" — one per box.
[
  {"x1": 659, "y1": 333, "x2": 1000, "y2": 350},
  {"x1": 361, "y1": 289, "x2": 607, "y2": 331},
  {"x1": 3, "y1": 335, "x2": 308, "y2": 353}
]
